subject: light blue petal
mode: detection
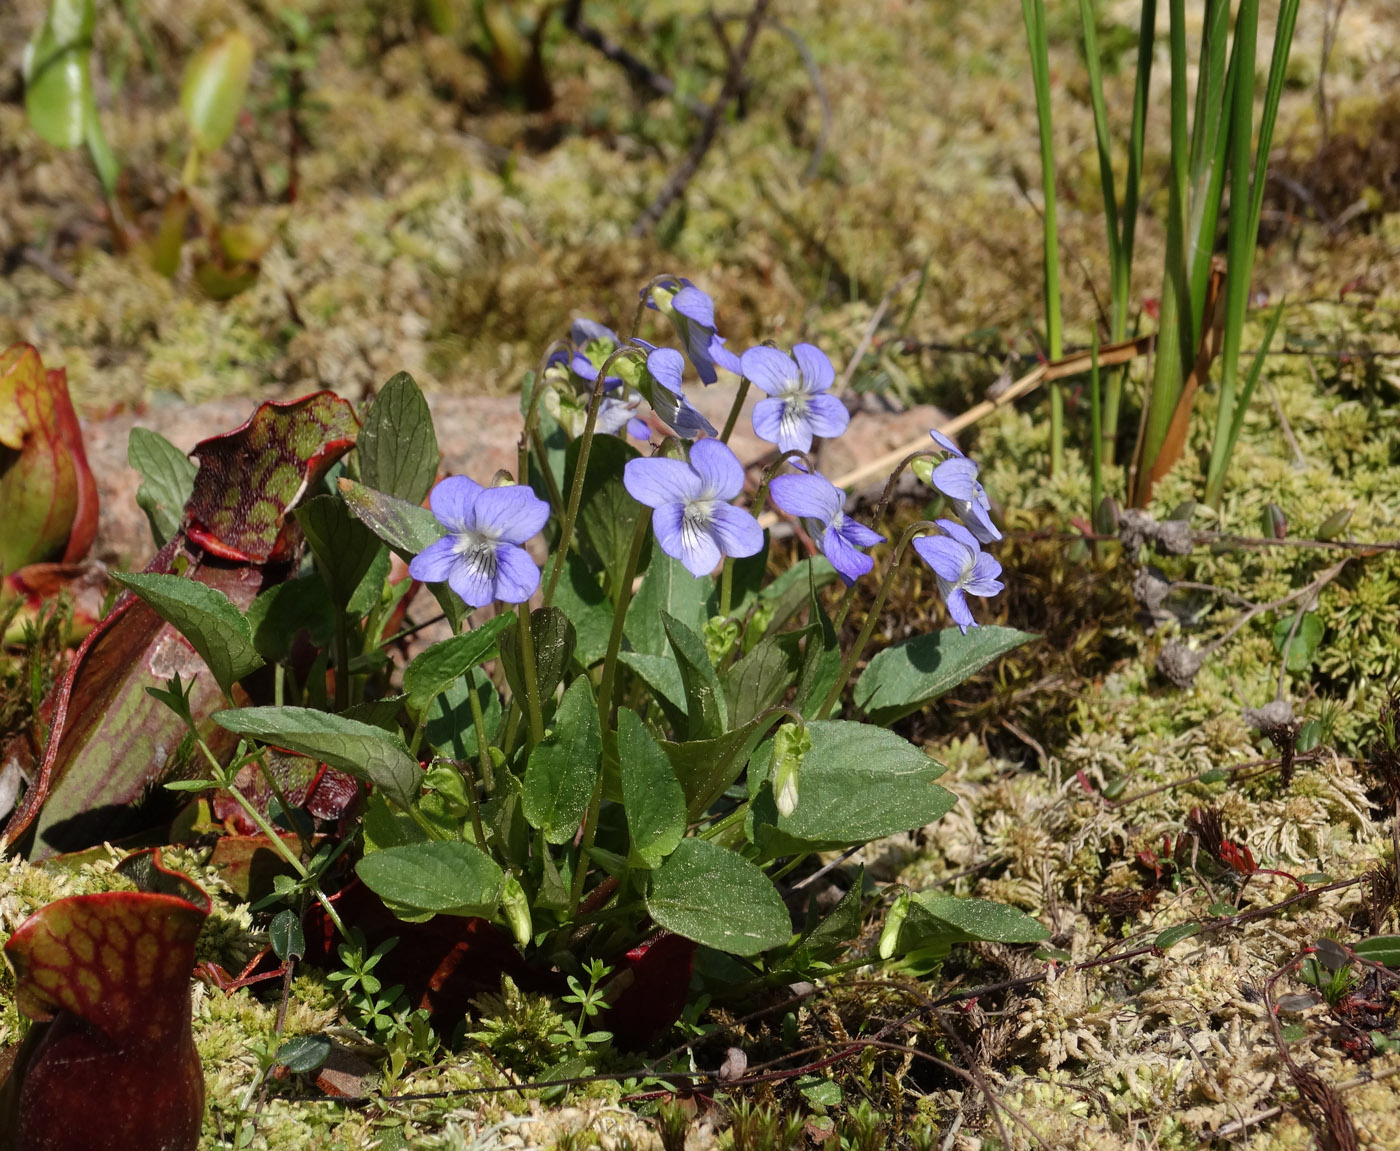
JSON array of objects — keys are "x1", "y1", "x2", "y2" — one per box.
[
  {"x1": 741, "y1": 346, "x2": 799, "y2": 397},
  {"x1": 688, "y1": 438, "x2": 747, "y2": 501},
  {"x1": 429, "y1": 476, "x2": 483, "y2": 532},
  {"x1": 708, "y1": 502, "x2": 764, "y2": 561},
  {"x1": 769, "y1": 473, "x2": 843, "y2": 524},
  {"x1": 671, "y1": 285, "x2": 715, "y2": 328},
  {"x1": 944, "y1": 587, "x2": 976, "y2": 634},
  {"x1": 751, "y1": 397, "x2": 787, "y2": 447},
  {"x1": 966, "y1": 553, "x2": 1005, "y2": 597},
  {"x1": 804, "y1": 392, "x2": 851, "y2": 440},
  {"x1": 627, "y1": 417, "x2": 652, "y2": 441},
  {"x1": 840, "y1": 519, "x2": 884, "y2": 549},
  {"x1": 646, "y1": 346, "x2": 687, "y2": 394},
  {"x1": 493, "y1": 543, "x2": 542, "y2": 604},
  {"x1": 935, "y1": 518, "x2": 981, "y2": 552},
  {"x1": 624, "y1": 457, "x2": 702, "y2": 508},
  {"x1": 408, "y1": 537, "x2": 460, "y2": 584},
  {"x1": 930, "y1": 457, "x2": 980, "y2": 502},
  {"x1": 929, "y1": 429, "x2": 964, "y2": 456},
  {"x1": 823, "y1": 525, "x2": 873, "y2": 585},
  {"x1": 952, "y1": 495, "x2": 1002, "y2": 543},
  {"x1": 473, "y1": 485, "x2": 551, "y2": 545},
  {"x1": 913, "y1": 534, "x2": 969, "y2": 584},
  {"x1": 448, "y1": 551, "x2": 496, "y2": 608},
  {"x1": 650, "y1": 503, "x2": 687, "y2": 564},
  {"x1": 571, "y1": 318, "x2": 618, "y2": 346},
  {"x1": 709, "y1": 334, "x2": 742, "y2": 375},
  {"x1": 793, "y1": 343, "x2": 835, "y2": 392}
]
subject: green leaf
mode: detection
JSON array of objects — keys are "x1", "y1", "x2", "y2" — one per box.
[
  {"x1": 707, "y1": 539, "x2": 769, "y2": 620},
  {"x1": 753, "y1": 720, "x2": 957, "y2": 857},
  {"x1": 268, "y1": 908, "x2": 305, "y2": 962},
  {"x1": 358, "y1": 372, "x2": 439, "y2": 505},
  {"x1": 338, "y1": 477, "x2": 445, "y2": 557},
  {"x1": 425, "y1": 671, "x2": 502, "y2": 759},
  {"x1": 662, "y1": 612, "x2": 727, "y2": 741},
  {"x1": 215, "y1": 706, "x2": 420, "y2": 811},
  {"x1": 245, "y1": 574, "x2": 336, "y2": 662},
  {"x1": 180, "y1": 30, "x2": 253, "y2": 153},
  {"x1": 1154, "y1": 922, "x2": 1205, "y2": 951},
  {"x1": 111, "y1": 571, "x2": 264, "y2": 697},
  {"x1": 626, "y1": 553, "x2": 711, "y2": 656},
  {"x1": 722, "y1": 630, "x2": 804, "y2": 730},
  {"x1": 904, "y1": 893, "x2": 1049, "y2": 946},
  {"x1": 362, "y1": 791, "x2": 428, "y2": 852},
  {"x1": 617, "y1": 652, "x2": 688, "y2": 734},
  {"x1": 787, "y1": 869, "x2": 865, "y2": 969},
  {"x1": 759, "y1": 557, "x2": 839, "y2": 633},
  {"x1": 617, "y1": 708, "x2": 685, "y2": 868},
  {"x1": 1272, "y1": 612, "x2": 1324, "y2": 673},
  {"x1": 792, "y1": 587, "x2": 841, "y2": 719},
  {"x1": 295, "y1": 494, "x2": 385, "y2": 612},
  {"x1": 854, "y1": 626, "x2": 1035, "y2": 724},
  {"x1": 522, "y1": 676, "x2": 601, "y2": 844},
  {"x1": 23, "y1": 0, "x2": 96, "y2": 150},
  {"x1": 402, "y1": 614, "x2": 515, "y2": 715},
  {"x1": 355, "y1": 841, "x2": 504, "y2": 917},
  {"x1": 565, "y1": 433, "x2": 648, "y2": 598},
  {"x1": 128, "y1": 428, "x2": 197, "y2": 549},
  {"x1": 499, "y1": 608, "x2": 576, "y2": 711},
  {"x1": 1354, "y1": 935, "x2": 1400, "y2": 968},
  {"x1": 338, "y1": 477, "x2": 466, "y2": 629},
  {"x1": 646, "y1": 839, "x2": 791, "y2": 956},
  {"x1": 543, "y1": 552, "x2": 612, "y2": 668},
  {"x1": 276, "y1": 1035, "x2": 331, "y2": 1074},
  {"x1": 663, "y1": 717, "x2": 773, "y2": 821}
]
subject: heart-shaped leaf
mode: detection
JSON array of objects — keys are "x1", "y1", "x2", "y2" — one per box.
[
  {"x1": 646, "y1": 839, "x2": 791, "y2": 956},
  {"x1": 522, "y1": 675, "x2": 601, "y2": 844},
  {"x1": 355, "y1": 841, "x2": 504, "y2": 918},
  {"x1": 215, "y1": 706, "x2": 421, "y2": 812},
  {"x1": 357, "y1": 372, "x2": 439, "y2": 505},
  {"x1": 110, "y1": 571, "x2": 265, "y2": 698},
  {"x1": 128, "y1": 427, "x2": 197, "y2": 549},
  {"x1": 854, "y1": 626, "x2": 1035, "y2": 724}
]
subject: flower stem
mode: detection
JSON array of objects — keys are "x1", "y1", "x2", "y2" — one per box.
[
  {"x1": 818, "y1": 522, "x2": 934, "y2": 719},
  {"x1": 720, "y1": 377, "x2": 751, "y2": 443},
  {"x1": 515, "y1": 606, "x2": 545, "y2": 749},
  {"x1": 572, "y1": 512, "x2": 652, "y2": 919},
  {"x1": 542, "y1": 345, "x2": 644, "y2": 606},
  {"x1": 464, "y1": 667, "x2": 497, "y2": 794}
]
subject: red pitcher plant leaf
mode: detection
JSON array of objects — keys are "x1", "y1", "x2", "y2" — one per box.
[
  {"x1": 183, "y1": 391, "x2": 358, "y2": 563},
  {"x1": 0, "y1": 345, "x2": 98, "y2": 574},
  {"x1": 1, "y1": 561, "x2": 110, "y2": 644},
  {"x1": 1, "y1": 539, "x2": 260, "y2": 860},
  {"x1": 0, "y1": 849, "x2": 209, "y2": 1151}
]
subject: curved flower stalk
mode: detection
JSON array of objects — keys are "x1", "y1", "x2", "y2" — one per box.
[
  {"x1": 769, "y1": 471, "x2": 883, "y2": 585},
  {"x1": 742, "y1": 343, "x2": 849, "y2": 454},
  {"x1": 623, "y1": 438, "x2": 763, "y2": 577},
  {"x1": 409, "y1": 476, "x2": 550, "y2": 607},
  {"x1": 913, "y1": 518, "x2": 1005, "y2": 633},
  {"x1": 641, "y1": 278, "x2": 741, "y2": 384},
  {"x1": 926, "y1": 429, "x2": 1001, "y2": 543}
]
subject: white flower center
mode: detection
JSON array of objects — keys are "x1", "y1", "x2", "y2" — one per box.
[
  {"x1": 681, "y1": 499, "x2": 717, "y2": 551},
  {"x1": 453, "y1": 528, "x2": 498, "y2": 578}
]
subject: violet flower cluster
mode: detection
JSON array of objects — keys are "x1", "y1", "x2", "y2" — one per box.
[{"x1": 410, "y1": 279, "x2": 1005, "y2": 634}]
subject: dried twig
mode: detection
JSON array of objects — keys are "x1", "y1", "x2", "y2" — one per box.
[{"x1": 631, "y1": 0, "x2": 772, "y2": 237}]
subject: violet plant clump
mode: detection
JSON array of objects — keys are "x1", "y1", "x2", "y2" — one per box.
[{"x1": 104, "y1": 276, "x2": 1039, "y2": 1070}]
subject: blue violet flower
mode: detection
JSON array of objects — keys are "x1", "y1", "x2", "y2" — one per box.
[
  {"x1": 912, "y1": 518, "x2": 1005, "y2": 634},
  {"x1": 643, "y1": 278, "x2": 742, "y2": 384},
  {"x1": 409, "y1": 477, "x2": 551, "y2": 607},
  {"x1": 743, "y1": 343, "x2": 850, "y2": 454},
  {"x1": 638, "y1": 341, "x2": 718, "y2": 440},
  {"x1": 769, "y1": 472, "x2": 883, "y2": 585},
  {"x1": 623, "y1": 438, "x2": 763, "y2": 577},
  {"x1": 927, "y1": 429, "x2": 1001, "y2": 543}
]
